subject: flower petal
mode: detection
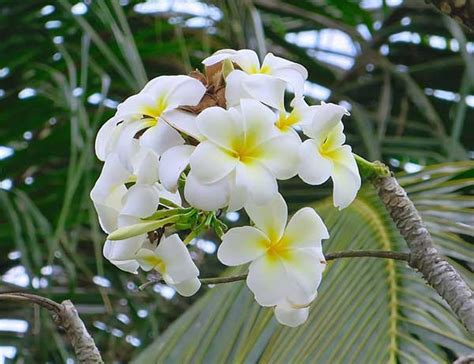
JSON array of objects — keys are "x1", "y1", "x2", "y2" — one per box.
[
  {"x1": 159, "y1": 145, "x2": 194, "y2": 192},
  {"x1": 163, "y1": 109, "x2": 203, "y2": 140},
  {"x1": 116, "y1": 93, "x2": 157, "y2": 118},
  {"x1": 240, "y1": 98, "x2": 277, "y2": 147},
  {"x1": 283, "y1": 248, "x2": 326, "y2": 303},
  {"x1": 103, "y1": 235, "x2": 144, "y2": 262},
  {"x1": 173, "y1": 277, "x2": 201, "y2": 297},
  {"x1": 225, "y1": 70, "x2": 250, "y2": 107},
  {"x1": 93, "y1": 185, "x2": 127, "y2": 233},
  {"x1": 244, "y1": 193, "x2": 287, "y2": 242},
  {"x1": 184, "y1": 172, "x2": 230, "y2": 211},
  {"x1": 236, "y1": 162, "x2": 278, "y2": 205},
  {"x1": 140, "y1": 121, "x2": 184, "y2": 156},
  {"x1": 155, "y1": 234, "x2": 199, "y2": 283},
  {"x1": 256, "y1": 135, "x2": 300, "y2": 180},
  {"x1": 331, "y1": 145, "x2": 361, "y2": 209},
  {"x1": 218, "y1": 226, "x2": 269, "y2": 266},
  {"x1": 135, "y1": 150, "x2": 159, "y2": 185},
  {"x1": 298, "y1": 140, "x2": 332, "y2": 185},
  {"x1": 135, "y1": 248, "x2": 159, "y2": 271},
  {"x1": 274, "y1": 303, "x2": 310, "y2": 327},
  {"x1": 283, "y1": 207, "x2": 329, "y2": 248},
  {"x1": 189, "y1": 141, "x2": 237, "y2": 184},
  {"x1": 95, "y1": 115, "x2": 125, "y2": 161},
  {"x1": 302, "y1": 103, "x2": 348, "y2": 141},
  {"x1": 242, "y1": 74, "x2": 286, "y2": 110},
  {"x1": 196, "y1": 106, "x2": 244, "y2": 151},
  {"x1": 247, "y1": 255, "x2": 291, "y2": 306},
  {"x1": 121, "y1": 184, "x2": 160, "y2": 218},
  {"x1": 202, "y1": 49, "x2": 239, "y2": 66},
  {"x1": 90, "y1": 153, "x2": 130, "y2": 203}
]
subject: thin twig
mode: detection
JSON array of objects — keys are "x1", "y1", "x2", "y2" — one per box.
[{"x1": 139, "y1": 250, "x2": 409, "y2": 288}]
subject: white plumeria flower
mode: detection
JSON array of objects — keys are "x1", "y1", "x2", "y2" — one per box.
[
  {"x1": 187, "y1": 99, "x2": 300, "y2": 211},
  {"x1": 135, "y1": 234, "x2": 201, "y2": 297},
  {"x1": 95, "y1": 75, "x2": 205, "y2": 165},
  {"x1": 90, "y1": 151, "x2": 159, "y2": 233},
  {"x1": 299, "y1": 103, "x2": 361, "y2": 209},
  {"x1": 102, "y1": 183, "x2": 181, "y2": 273},
  {"x1": 203, "y1": 49, "x2": 307, "y2": 109},
  {"x1": 217, "y1": 194, "x2": 328, "y2": 308}
]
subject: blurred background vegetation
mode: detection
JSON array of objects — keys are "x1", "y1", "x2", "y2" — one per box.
[{"x1": 0, "y1": 0, "x2": 472, "y2": 362}]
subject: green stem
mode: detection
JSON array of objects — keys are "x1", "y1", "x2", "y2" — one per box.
[{"x1": 354, "y1": 154, "x2": 391, "y2": 181}]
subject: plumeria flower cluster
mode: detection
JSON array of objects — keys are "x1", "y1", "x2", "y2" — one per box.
[{"x1": 91, "y1": 49, "x2": 361, "y2": 326}]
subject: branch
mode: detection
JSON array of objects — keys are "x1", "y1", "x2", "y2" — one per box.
[
  {"x1": 139, "y1": 250, "x2": 409, "y2": 288},
  {"x1": 427, "y1": 0, "x2": 474, "y2": 32},
  {"x1": 355, "y1": 155, "x2": 474, "y2": 333},
  {"x1": 0, "y1": 293, "x2": 103, "y2": 363}
]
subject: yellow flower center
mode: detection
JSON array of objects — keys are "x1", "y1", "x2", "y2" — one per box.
[
  {"x1": 275, "y1": 110, "x2": 299, "y2": 131},
  {"x1": 142, "y1": 255, "x2": 167, "y2": 273},
  {"x1": 248, "y1": 64, "x2": 271, "y2": 75},
  {"x1": 143, "y1": 96, "x2": 168, "y2": 119},
  {"x1": 265, "y1": 237, "x2": 290, "y2": 261}
]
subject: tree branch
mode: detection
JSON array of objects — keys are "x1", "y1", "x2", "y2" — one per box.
[
  {"x1": 0, "y1": 293, "x2": 103, "y2": 363},
  {"x1": 427, "y1": 0, "x2": 474, "y2": 32},
  {"x1": 355, "y1": 155, "x2": 474, "y2": 333},
  {"x1": 140, "y1": 250, "x2": 409, "y2": 288}
]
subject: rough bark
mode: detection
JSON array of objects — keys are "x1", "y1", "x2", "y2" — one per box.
[
  {"x1": 0, "y1": 293, "x2": 103, "y2": 363},
  {"x1": 428, "y1": 0, "x2": 474, "y2": 31},
  {"x1": 53, "y1": 300, "x2": 104, "y2": 363},
  {"x1": 374, "y1": 175, "x2": 474, "y2": 332},
  {"x1": 453, "y1": 354, "x2": 474, "y2": 364}
]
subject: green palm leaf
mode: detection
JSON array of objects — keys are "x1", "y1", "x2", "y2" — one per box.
[{"x1": 133, "y1": 162, "x2": 474, "y2": 363}]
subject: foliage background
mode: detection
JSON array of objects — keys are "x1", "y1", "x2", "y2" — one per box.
[{"x1": 0, "y1": 0, "x2": 472, "y2": 362}]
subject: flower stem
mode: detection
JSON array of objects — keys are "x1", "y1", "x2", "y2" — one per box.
[{"x1": 353, "y1": 153, "x2": 391, "y2": 181}]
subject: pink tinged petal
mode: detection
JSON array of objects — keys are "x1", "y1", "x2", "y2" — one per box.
[
  {"x1": 189, "y1": 141, "x2": 238, "y2": 184},
  {"x1": 244, "y1": 193, "x2": 287, "y2": 242},
  {"x1": 240, "y1": 98, "x2": 277, "y2": 147},
  {"x1": 163, "y1": 109, "x2": 203, "y2": 140},
  {"x1": 256, "y1": 136, "x2": 300, "y2": 180},
  {"x1": 298, "y1": 140, "x2": 332, "y2": 185},
  {"x1": 173, "y1": 277, "x2": 201, "y2": 297},
  {"x1": 184, "y1": 172, "x2": 230, "y2": 211},
  {"x1": 120, "y1": 184, "x2": 160, "y2": 218},
  {"x1": 283, "y1": 207, "x2": 329, "y2": 248},
  {"x1": 330, "y1": 145, "x2": 361, "y2": 209},
  {"x1": 274, "y1": 303, "x2": 310, "y2": 327},
  {"x1": 135, "y1": 151, "x2": 159, "y2": 185},
  {"x1": 202, "y1": 49, "x2": 238, "y2": 66},
  {"x1": 303, "y1": 103, "x2": 348, "y2": 141},
  {"x1": 242, "y1": 74, "x2": 286, "y2": 111},
  {"x1": 140, "y1": 121, "x2": 184, "y2": 156},
  {"x1": 159, "y1": 145, "x2": 194, "y2": 192},
  {"x1": 162, "y1": 76, "x2": 206, "y2": 108},
  {"x1": 283, "y1": 249, "x2": 326, "y2": 303},
  {"x1": 247, "y1": 255, "x2": 291, "y2": 306},
  {"x1": 236, "y1": 162, "x2": 278, "y2": 205},
  {"x1": 217, "y1": 226, "x2": 269, "y2": 266},
  {"x1": 196, "y1": 106, "x2": 244, "y2": 151},
  {"x1": 155, "y1": 234, "x2": 199, "y2": 283}
]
